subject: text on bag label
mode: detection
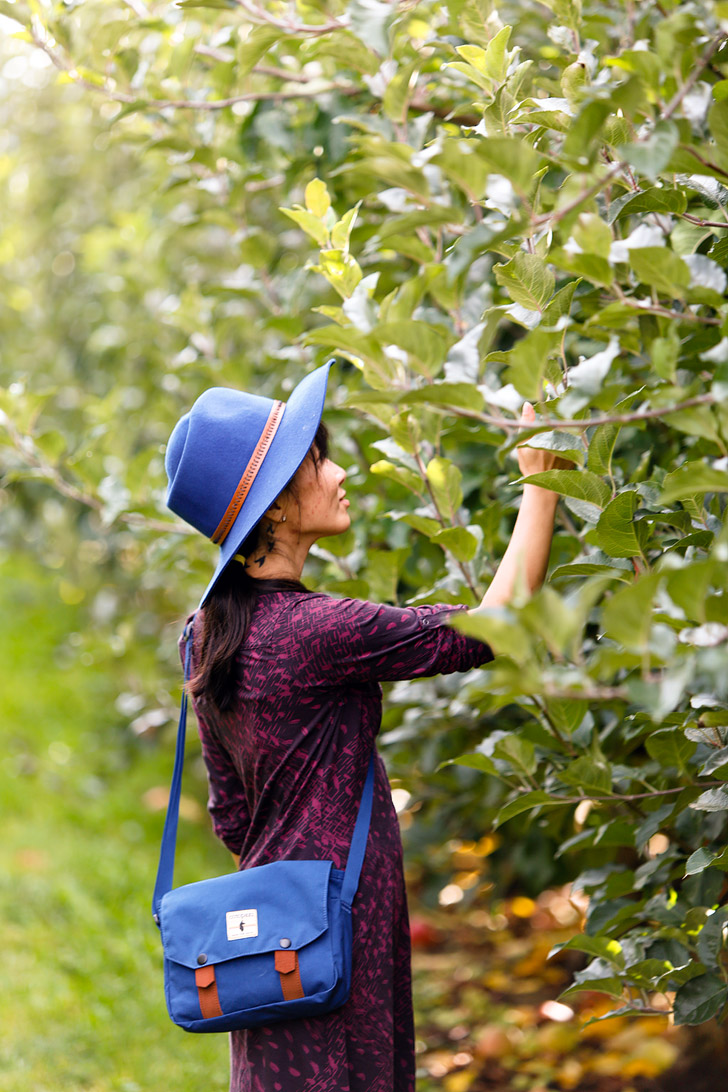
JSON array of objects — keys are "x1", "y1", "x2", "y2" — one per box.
[{"x1": 226, "y1": 908, "x2": 259, "y2": 940}]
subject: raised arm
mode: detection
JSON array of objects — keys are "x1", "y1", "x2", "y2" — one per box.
[{"x1": 480, "y1": 402, "x2": 571, "y2": 609}]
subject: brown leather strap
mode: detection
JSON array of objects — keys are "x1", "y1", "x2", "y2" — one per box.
[
  {"x1": 275, "y1": 949, "x2": 304, "y2": 1001},
  {"x1": 195, "y1": 964, "x2": 223, "y2": 1019},
  {"x1": 210, "y1": 400, "x2": 285, "y2": 545}
]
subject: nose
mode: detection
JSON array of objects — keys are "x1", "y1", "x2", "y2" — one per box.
[{"x1": 334, "y1": 461, "x2": 346, "y2": 484}]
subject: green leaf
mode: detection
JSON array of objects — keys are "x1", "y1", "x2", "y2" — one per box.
[
  {"x1": 477, "y1": 138, "x2": 543, "y2": 192},
  {"x1": 431, "y1": 526, "x2": 479, "y2": 562},
  {"x1": 493, "y1": 253, "x2": 554, "y2": 311},
  {"x1": 493, "y1": 734, "x2": 536, "y2": 778},
  {"x1": 699, "y1": 746, "x2": 728, "y2": 778},
  {"x1": 629, "y1": 247, "x2": 690, "y2": 298},
  {"x1": 601, "y1": 572, "x2": 660, "y2": 653},
  {"x1": 572, "y1": 213, "x2": 612, "y2": 260},
  {"x1": 537, "y1": 0, "x2": 582, "y2": 28},
  {"x1": 624, "y1": 958, "x2": 676, "y2": 987},
  {"x1": 346, "y1": 0, "x2": 395, "y2": 56},
  {"x1": 708, "y1": 98, "x2": 728, "y2": 167},
  {"x1": 517, "y1": 470, "x2": 611, "y2": 509},
  {"x1": 559, "y1": 976, "x2": 626, "y2": 1002},
  {"x1": 587, "y1": 424, "x2": 618, "y2": 477},
  {"x1": 502, "y1": 328, "x2": 560, "y2": 401},
  {"x1": 178, "y1": 0, "x2": 237, "y2": 7},
  {"x1": 399, "y1": 383, "x2": 484, "y2": 412},
  {"x1": 445, "y1": 751, "x2": 500, "y2": 776},
  {"x1": 551, "y1": 555, "x2": 632, "y2": 581},
  {"x1": 593, "y1": 490, "x2": 642, "y2": 558},
  {"x1": 426, "y1": 457, "x2": 463, "y2": 520},
  {"x1": 370, "y1": 460, "x2": 423, "y2": 494},
  {"x1": 304, "y1": 178, "x2": 331, "y2": 219},
  {"x1": 617, "y1": 121, "x2": 679, "y2": 181},
  {"x1": 479, "y1": 25, "x2": 512, "y2": 81},
  {"x1": 495, "y1": 790, "x2": 561, "y2": 826},
  {"x1": 512, "y1": 106, "x2": 571, "y2": 133},
  {"x1": 452, "y1": 609, "x2": 530, "y2": 664},
  {"x1": 549, "y1": 935, "x2": 625, "y2": 966},
  {"x1": 684, "y1": 847, "x2": 728, "y2": 878},
  {"x1": 673, "y1": 974, "x2": 728, "y2": 1026},
  {"x1": 552, "y1": 249, "x2": 614, "y2": 288},
  {"x1": 375, "y1": 321, "x2": 449, "y2": 377},
  {"x1": 559, "y1": 756, "x2": 613, "y2": 796},
  {"x1": 697, "y1": 907, "x2": 728, "y2": 966},
  {"x1": 237, "y1": 26, "x2": 282, "y2": 76},
  {"x1": 661, "y1": 462, "x2": 728, "y2": 504},
  {"x1": 519, "y1": 430, "x2": 585, "y2": 468},
  {"x1": 612, "y1": 186, "x2": 687, "y2": 220},
  {"x1": 313, "y1": 249, "x2": 363, "y2": 299},
  {"x1": 541, "y1": 280, "x2": 579, "y2": 327},
  {"x1": 394, "y1": 512, "x2": 441, "y2": 537},
  {"x1": 382, "y1": 60, "x2": 419, "y2": 122},
  {"x1": 690, "y1": 787, "x2": 728, "y2": 813},
  {"x1": 645, "y1": 728, "x2": 696, "y2": 774},
  {"x1": 280, "y1": 206, "x2": 329, "y2": 247},
  {"x1": 331, "y1": 206, "x2": 359, "y2": 250},
  {"x1": 651, "y1": 334, "x2": 680, "y2": 382},
  {"x1": 543, "y1": 698, "x2": 589, "y2": 736},
  {"x1": 563, "y1": 100, "x2": 613, "y2": 159},
  {"x1": 305, "y1": 327, "x2": 397, "y2": 390}
]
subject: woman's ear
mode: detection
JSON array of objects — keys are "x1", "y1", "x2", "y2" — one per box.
[{"x1": 264, "y1": 499, "x2": 287, "y2": 525}]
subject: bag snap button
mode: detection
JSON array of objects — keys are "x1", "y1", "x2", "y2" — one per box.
[
  {"x1": 197, "y1": 953, "x2": 208, "y2": 965},
  {"x1": 279, "y1": 938, "x2": 291, "y2": 948}
]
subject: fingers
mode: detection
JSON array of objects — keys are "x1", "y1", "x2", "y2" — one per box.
[
  {"x1": 520, "y1": 401, "x2": 535, "y2": 424},
  {"x1": 516, "y1": 401, "x2": 535, "y2": 452}
]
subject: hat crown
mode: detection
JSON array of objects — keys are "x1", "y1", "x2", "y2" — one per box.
[
  {"x1": 165, "y1": 388, "x2": 278, "y2": 540},
  {"x1": 163, "y1": 361, "x2": 331, "y2": 607}
]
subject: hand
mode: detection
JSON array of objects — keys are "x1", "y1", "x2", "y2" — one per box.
[{"x1": 516, "y1": 402, "x2": 575, "y2": 478}]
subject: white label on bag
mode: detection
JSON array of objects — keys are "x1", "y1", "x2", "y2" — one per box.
[{"x1": 226, "y1": 908, "x2": 259, "y2": 940}]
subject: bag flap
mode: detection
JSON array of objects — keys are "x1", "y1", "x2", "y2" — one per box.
[{"x1": 159, "y1": 859, "x2": 333, "y2": 969}]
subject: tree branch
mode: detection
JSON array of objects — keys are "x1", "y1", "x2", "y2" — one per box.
[
  {"x1": 681, "y1": 212, "x2": 728, "y2": 230},
  {"x1": 544, "y1": 782, "x2": 724, "y2": 805},
  {"x1": 661, "y1": 32, "x2": 728, "y2": 121},
  {"x1": 29, "y1": 25, "x2": 362, "y2": 111},
  {"x1": 531, "y1": 164, "x2": 626, "y2": 229},
  {"x1": 233, "y1": 0, "x2": 347, "y2": 37},
  {"x1": 680, "y1": 146, "x2": 728, "y2": 183},
  {"x1": 2, "y1": 420, "x2": 191, "y2": 536},
  {"x1": 408, "y1": 393, "x2": 717, "y2": 434}
]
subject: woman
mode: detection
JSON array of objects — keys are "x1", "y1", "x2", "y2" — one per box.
[{"x1": 164, "y1": 361, "x2": 569, "y2": 1092}]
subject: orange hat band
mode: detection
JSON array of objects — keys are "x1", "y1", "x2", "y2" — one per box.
[{"x1": 210, "y1": 400, "x2": 285, "y2": 546}]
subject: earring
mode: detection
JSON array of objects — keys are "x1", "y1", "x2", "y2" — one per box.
[{"x1": 281, "y1": 514, "x2": 287, "y2": 523}]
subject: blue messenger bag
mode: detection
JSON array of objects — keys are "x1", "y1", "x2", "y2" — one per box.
[{"x1": 152, "y1": 625, "x2": 375, "y2": 1033}]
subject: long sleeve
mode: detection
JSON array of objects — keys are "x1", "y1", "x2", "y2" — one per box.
[
  {"x1": 196, "y1": 712, "x2": 251, "y2": 855},
  {"x1": 285, "y1": 596, "x2": 493, "y2": 686}
]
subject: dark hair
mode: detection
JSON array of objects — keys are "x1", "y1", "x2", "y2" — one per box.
[{"x1": 188, "y1": 421, "x2": 329, "y2": 712}]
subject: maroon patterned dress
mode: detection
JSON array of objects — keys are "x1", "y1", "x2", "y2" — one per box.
[{"x1": 188, "y1": 590, "x2": 492, "y2": 1092}]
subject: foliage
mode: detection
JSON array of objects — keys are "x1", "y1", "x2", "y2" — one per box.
[
  {"x1": 2, "y1": 0, "x2": 728, "y2": 1026},
  {"x1": 0, "y1": 556, "x2": 229, "y2": 1090}
]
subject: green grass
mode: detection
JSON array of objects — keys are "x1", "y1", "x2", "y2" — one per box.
[{"x1": 0, "y1": 555, "x2": 230, "y2": 1091}]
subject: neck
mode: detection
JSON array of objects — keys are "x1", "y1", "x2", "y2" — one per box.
[{"x1": 243, "y1": 534, "x2": 314, "y2": 583}]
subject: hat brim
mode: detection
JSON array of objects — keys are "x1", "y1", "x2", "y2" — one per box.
[{"x1": 197, "y1": 361, "x2": 332, "y2": 607}]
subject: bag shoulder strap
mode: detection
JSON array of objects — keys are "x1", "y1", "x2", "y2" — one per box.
[
  {"x1": 152, "y1": 621, "x2": 195, "y2": 922},
  {"x1": 153, "y1": 621, "x2": 376, "y2": 922}
]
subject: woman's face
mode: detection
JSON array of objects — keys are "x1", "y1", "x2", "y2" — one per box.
[{"x1": 285, "y1": 449, "x2": 350, "y2": 541}]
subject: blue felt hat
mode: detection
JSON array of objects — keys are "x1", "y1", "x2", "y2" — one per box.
[{"x1": 165, "y1": 361, "x2": 331, "y2": 605}]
